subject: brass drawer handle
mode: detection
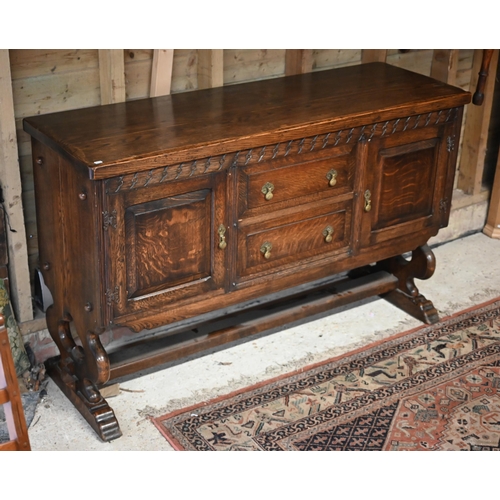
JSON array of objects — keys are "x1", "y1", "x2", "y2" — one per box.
[
  {"x1": 364, "y1": 190, "x2": 372, "y2": 212},
  {"x1": 326, "y1": 169, "x2": 338, "y2": 187},
  {"x1": 323, "y1": 225, "x2": 334, "y2": 243},
  {"x1": 261, "y1": 182, "x2": 274, "y2": 201},
  {"x1": 218, "y1": 224, "x2": 227, "y2": 250},
  {"x1": 260, "y1": 241, "x2": 272, "y2": 259}
]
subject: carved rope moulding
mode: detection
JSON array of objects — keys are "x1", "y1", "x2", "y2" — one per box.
[{"x1": 104, "y1": 108, "x2": 458, "y2": 194}]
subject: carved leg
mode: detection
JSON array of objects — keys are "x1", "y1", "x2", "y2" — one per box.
[
  {"x1": 45, "y1": 309, "x2": 122, "y2": 441},
  {"x1": 376, "y1": 244, "x2": 440, "y2": 324}
]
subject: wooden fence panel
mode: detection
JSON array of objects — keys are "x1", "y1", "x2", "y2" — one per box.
[{"x1": 0, "y1": 50, "x2": 33, "y2": 322}]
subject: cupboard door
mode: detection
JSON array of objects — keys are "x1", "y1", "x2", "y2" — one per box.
[
  {"x1": 360, "y1": 123, "x2": 455, "y2": 247},
  {"x1": 104, "y1": 174, "x2": 227, "y2": 321}
]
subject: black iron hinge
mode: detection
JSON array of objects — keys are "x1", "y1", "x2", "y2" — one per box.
[
  {"x1": 106, "y1": 286, "x2": 120, "y2": 306},
  {"x1": 103, "y1": 210, "x2": 117, "y2": 230}
]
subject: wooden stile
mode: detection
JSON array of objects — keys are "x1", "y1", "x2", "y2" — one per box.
[
  {"x1": 285, "y1": 50, "x2": 313, "y2": 76},
  {"x1": 483, "y1": 152, "x2": 500, "y2": 239},
  {"x1": 0, "y1": 50, "x2": 33, "y2": 323},
  {"x1": 361, "y1": 49, "x2": 387, "y2": 64},
  {"x1": 150, "y1": 49, "x2": 174, "y2": 97},
  {"x1": 431, "y1": 50, "x2": 459, "y2": 85},
  {"x1": 197, "y1": 50, "x2": 223, "y2": 89},
  {"x1": 98, "y1": 50, "x2": 126, "y2": 105},
  {"x1": 457, "y1": 49, "x2": 499, "y2": 195}
]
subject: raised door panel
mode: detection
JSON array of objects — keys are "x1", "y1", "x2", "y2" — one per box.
[
  {"x1": 125, "y1": 190, "x2": 212, "y2": 298},
  {"x1": 360, "y1": 122, "x2": 454, "y2": 248},
  {"x1": 104, "y1": 174, "x2": 227, "y2": 321}
]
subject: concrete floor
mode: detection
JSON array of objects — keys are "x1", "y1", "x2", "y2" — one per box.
[{"x1": 26, "y1": 232, "x2": 500, "y2": 450}]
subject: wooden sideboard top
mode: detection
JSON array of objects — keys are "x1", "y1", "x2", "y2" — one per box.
[{"x1": 23, "y1": 62, "x2": 470, "y2": 180}]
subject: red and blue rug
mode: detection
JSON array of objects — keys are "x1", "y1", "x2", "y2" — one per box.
[{"x1": 153, "y1": 298, "x2": 500, "y2": 450}]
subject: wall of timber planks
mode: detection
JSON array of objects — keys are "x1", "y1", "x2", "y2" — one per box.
[{"x1": 0, "y1": 48, "x2": 498, "y2": 341}]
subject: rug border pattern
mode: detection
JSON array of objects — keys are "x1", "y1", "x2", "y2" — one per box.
[{"x1": 152, "y1": 298, "x2": 500, "y2": 451}]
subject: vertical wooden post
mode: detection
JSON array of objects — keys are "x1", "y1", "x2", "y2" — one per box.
[
  {"x1": 150, "y1": 49, "x2": 174, "y2": 97},
  {"x1": 0, "y1": 50, "x2": 33, "y2": 323},
  {"x1": 483, "y1": 153, "x2": 500, "y2": 239},
  {"x1": 430, "y1": 50, "x2": 459, "y2": 85},
  {"x1": 197, "y1": 50, "x2": 224, "y2": 89},
  {"x1": 361, "y1": 50, "x2": 387, "y2": 63},
  {"x1": 285, "y1": 50, "x2": 313, "y2": 76},
  {"x1": 457, "y1": 49, "x2": 499, "y2": 195},
  {"x1": 98, "y1": 49, "x2": 126, "y2": 104}
]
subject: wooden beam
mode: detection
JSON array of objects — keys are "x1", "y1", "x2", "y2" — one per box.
[
  {"x1": 0, "y1": 50, "x2": 33, "y2": 322},
  {"x1": 98, "y1": 50, "x2": 126, "y2": 104},
  {"x1": 430, "y1": 49, "x2": 459, "y2": 85},
  {"x1": 361, "y1": 50, "x2": 387, "y2": 63},
  {"x1": 457, "y1": 49, "x2": 499, "y2": 195},
  {"x1": 483, "y1": 152, "x2": 500, "y2": 239},
  {"x1": 197, "y1": 50, "x2": 223, "y2": 89},
  {"x1": 285, "y1": 50, "x2": 313, "y2": 76},
  {"x1": 150, "y1": 49, "x2": 174, "y2": 97}
]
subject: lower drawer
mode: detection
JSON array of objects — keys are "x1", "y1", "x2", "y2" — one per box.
[{"x1": 236, "y1": 199, "x2": 352, "y2": 282}]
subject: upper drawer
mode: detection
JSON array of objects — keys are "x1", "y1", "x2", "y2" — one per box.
[{"x1": 237, "y1": 144, "x2": 356, "y2": 218}]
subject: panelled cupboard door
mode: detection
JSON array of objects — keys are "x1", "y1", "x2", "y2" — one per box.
[
  {"x1": 360, "y1": 121, "x2": 455, "y2": 247},
  {"x1": 103, "y1": 173, "x2": 228, "y2": 321}
]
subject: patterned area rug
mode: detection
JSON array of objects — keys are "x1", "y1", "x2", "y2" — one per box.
[{"x1": 153, "y1": 299, "x2": 500, "y2": 451}]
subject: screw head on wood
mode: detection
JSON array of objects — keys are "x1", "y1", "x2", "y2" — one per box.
[
  {"x1": 79, "y1": 192, "x2": 87, "y2": 201},
  {"x1": 43, "y1": 262, "x2": 51, "y2": 271},
  {"x1": 84, "y1": 302, "x2": 93, "y2": 312},
  {"x1": 36, "y1": 157, "x2": 44, "y2": 166}
]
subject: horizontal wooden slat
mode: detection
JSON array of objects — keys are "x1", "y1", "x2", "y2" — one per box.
[
  {"x1": 313, "y1": 49, "x2": 361, "y2": 70},
  {"x1": 9, "y1": 49, "x2": 98, "y2": 80},
  {"x1": 125, "y1": 49, "x2": 199, "y2": 100},
  {"x1": 224, "y1": 49, "x2": 285, "y2": 84},
  {"x1": 11, "y1": 68, "x2": 101, "y2": 118},
  {"x1": 386, "y1": 49, "x2": 434, "y2": 76},
  {"x1": 0, "y1": 440, "x2": 18, "y2": 451},
  {"x1": 124, "y1": 49, "x2": 154, "y2": 63}
]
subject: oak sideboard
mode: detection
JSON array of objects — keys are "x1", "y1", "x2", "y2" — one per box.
[{"x1": 24, "y1": 62, "x2": 471, "y2": 441}]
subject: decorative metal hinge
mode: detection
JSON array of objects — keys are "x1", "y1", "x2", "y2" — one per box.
[
  {"x1": 446, "y1": 136, "x2": 455, "y2": 152},
  {"x1": 106, "y1": 286, "x2": 120, "y2": 306},
  {"x1": 103, "y1": 210, "x2": 117, "y2": 230}
]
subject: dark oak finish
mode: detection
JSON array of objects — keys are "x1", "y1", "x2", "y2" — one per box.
[
  {"x1": 24, "y1": 63, "x2": 471, "y2": 441},
  {"x1": 473, "y1": 49, "x2": 494, "y2": 106}
]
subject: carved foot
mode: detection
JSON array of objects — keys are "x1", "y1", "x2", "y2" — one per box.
[
  {"x1": 46, "y1": 313, "x2": 122, "y2": 441},
  {"x1": 48, "y1": 360, "x2": 122, "y2": 441},
  {"x1": 377, "y1": 244, "x2": 439, "y2": 325}
]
